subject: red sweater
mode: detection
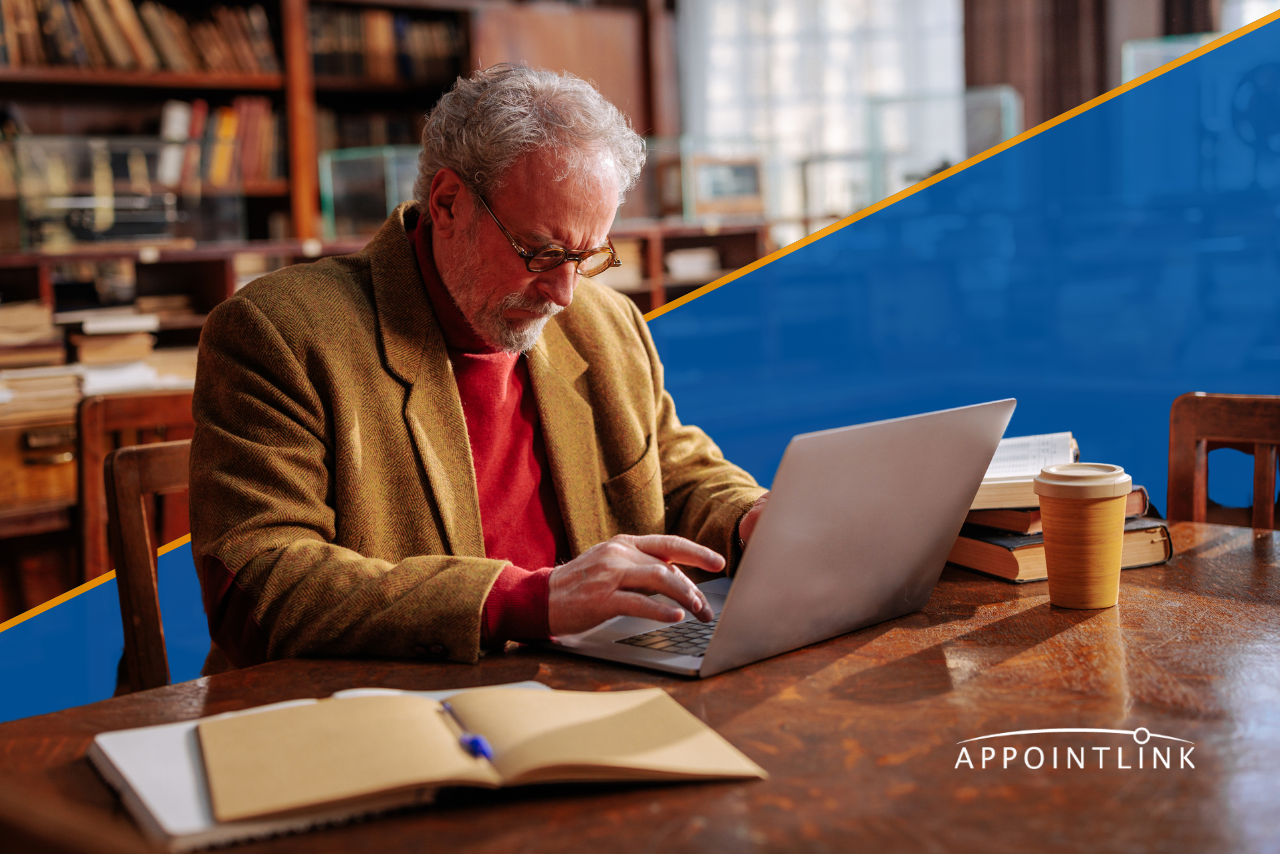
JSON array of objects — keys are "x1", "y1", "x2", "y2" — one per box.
[{"x1": 410, "y1": 215, "x2": 566, "y2": 644}]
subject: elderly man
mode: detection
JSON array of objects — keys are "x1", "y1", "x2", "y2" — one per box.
[{"x1": 191, "y1": 64, "x2": 767, "y2": 671}]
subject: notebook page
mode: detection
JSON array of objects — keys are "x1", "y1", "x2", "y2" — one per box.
[
  {"x1": 983, "y1": 432, "x2": 1074, "y2": 480},
  {"x1": 198, "y1": 695, "x2": 502, "y2": 822},
  {"x1": 445, "y1": 687, "x2": 766, "y2": 784}
]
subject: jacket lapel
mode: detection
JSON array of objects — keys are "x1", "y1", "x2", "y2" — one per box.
[
  {"x1": 366, "y1": 204, "x2": 485, "y2": 558},
  {"x1": 528, "y1": 318, "x2": 607, "y2": 557}
]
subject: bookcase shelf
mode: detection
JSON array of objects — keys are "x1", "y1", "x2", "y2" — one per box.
[
  {"x1": 313, "y1": 75, "x2": 448, "y2": 92},
  {"x1": 243, "y1": 179, "x2": 291, "y2": 196},
  {"x1": 0, "y1": 67, "x2": 284, "y2": 90}
]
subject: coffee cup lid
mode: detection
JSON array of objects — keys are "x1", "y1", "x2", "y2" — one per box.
[{"x1": 1033, "y1": 463, "x2": 1133, "y2": 499}]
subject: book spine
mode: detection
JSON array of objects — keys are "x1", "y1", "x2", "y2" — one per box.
[
  {"x1": 0, "y1": 1, "x2": 10, "y2": 66},
  {"x1": 161, "y1": 6, "x2": 201, "y2": 73},
  {"x1": 137, "y1": 0, "x2": 183, "y2": 72},
  {"x1": 45, "y1": 0, "x2": 92, "y2": 67},
  {"x1": 11, "y1": 0, "x2": 46, "y2": 65},
  {"x1": 214, "y1": 4, "x2": 257, "y2": 74},
  {"x1": 393, "y1": 12, "x2": 409, "y2": 82},
  {"x1": 106, "y1": 0, "x2": 158, "y2": 70},
  {"x1": 80, "y1": 0, "x2": 132, "y2": 68},
  {"x1": 206, "y1": 105, "x2": 238, "y2": 187},
  {"x1": 69, "y1": 1, "x2": 107, "y2": 68},
  {"x1": 245, "y1": 3, "x2": 276, "y2": 74}
]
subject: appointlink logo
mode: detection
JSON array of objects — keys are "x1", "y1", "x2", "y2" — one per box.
[{"x1": 954, "y1": 728, "x2": 1195, "y2": 770}]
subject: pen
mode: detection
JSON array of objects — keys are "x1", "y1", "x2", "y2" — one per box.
[{"x1": 440, "y1": 701, "x2": 494, "y2": 761}]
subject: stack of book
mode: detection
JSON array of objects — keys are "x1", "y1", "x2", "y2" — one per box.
[
  {"x1": 65, "y1": 308, "x2": 158, "y2": 365},
  {"x1": 0, "y1": 301, "x2": 65, "y2": 369},
  {"x1": 948, "y1": 432, "x2": 1173, "y2": 582},
  {"x1": 308, "y1": 5, "x2": 458, "y2": 83},
  {"x1": 0, "y1": 1, "x2": 279, "y2": 75},
  {"x1": 0, "y1": 364, "x2": 81, "y2": 421}
]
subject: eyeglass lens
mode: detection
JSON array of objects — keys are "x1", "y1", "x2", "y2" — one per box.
[{"x1": 527, "y1": 247, "x2": 615, "y2": 277}]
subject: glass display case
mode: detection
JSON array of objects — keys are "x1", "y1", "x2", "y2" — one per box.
[
  {"x1": 13, "y1": 136, "x2": 245, "y2": 252},
  {"x1": 319, "y1": 146, "x2": 419, "y2": 239}
]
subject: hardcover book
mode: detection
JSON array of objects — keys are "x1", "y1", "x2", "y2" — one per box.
[
  {"x1": 947, "y1": 516, "x2": 1173, "y2": 583},
  {"x1": 966, "y1": 485, "x2": 1151, "y2": 534}
]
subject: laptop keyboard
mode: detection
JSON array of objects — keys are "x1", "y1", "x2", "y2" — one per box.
[{"x1": 615, "y1": 617, "x2": 719, "y2": 657}]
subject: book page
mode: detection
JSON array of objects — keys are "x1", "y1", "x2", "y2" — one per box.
[
  {"x1": 198, "y1": 694, "x2": 501, "y2": 823},
  {"x1": 445, "y1": 687, "x2": 766, "y2": 785},
  {"x1": 983, "y1": 432, "x2": 1074, "y2": 480}
]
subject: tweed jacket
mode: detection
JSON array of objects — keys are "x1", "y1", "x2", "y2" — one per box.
[{"x1": 190, "y1": 202, "x2": 764, "y2": 667}]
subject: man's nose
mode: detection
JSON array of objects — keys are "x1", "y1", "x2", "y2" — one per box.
[{"x1": 535, "y1": 263, "x2": 578, "y2": 308}]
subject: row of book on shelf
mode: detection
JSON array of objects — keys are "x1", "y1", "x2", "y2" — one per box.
[
  {"x1": 314, "y1": 107, "x2": 419, "y2": 154},
  {"x1": 309, "y1": 5, "x2": 459, "y2": 83},
  {"x1": 950, "y1": 431, "x2": 1172, "y2": 582},
  {"x1": 0, "y1": 1, "x2": 278, "y2": 74},
  {"x1": 159, "y1": 96, "x2": 284, "y2": 187}
]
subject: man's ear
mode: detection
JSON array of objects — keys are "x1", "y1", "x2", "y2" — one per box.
[{"x1": 428, "y1": 167, "x2": 466, "y2": 236}]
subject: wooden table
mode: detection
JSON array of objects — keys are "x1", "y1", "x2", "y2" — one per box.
[{"x1": 2, "y1": 522, "x2": 1278, "y2": 853}]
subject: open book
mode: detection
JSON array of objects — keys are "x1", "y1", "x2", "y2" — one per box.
[
  {"x1": 971, "y1": 432, "x2": 1079, "y2": 510},
  {"x1": 198, "y1": 686, "x2": 767, "y2": 824}
]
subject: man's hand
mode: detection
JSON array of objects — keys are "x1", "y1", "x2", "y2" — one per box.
[
  {"x1": 548, "y1": 534, "x2": 726, "y2": 636},
  {"x1": 737, "y1": 491, "x2": 770, "y2": 545}
]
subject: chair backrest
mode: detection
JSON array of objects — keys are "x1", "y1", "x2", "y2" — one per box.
[
  {"x1": 79, "y1": 391, "x2": 194, "y2": 582},
  {"x1": 1168, "y1": 392, "x2": 1280, "y2": 529},
  {"x1": 104, "y1": 439, "x2": 191, "y2": 694}
]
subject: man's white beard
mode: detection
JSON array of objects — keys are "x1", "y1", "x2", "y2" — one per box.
[
  {"x1": 486, "y1": 290, "x2": 563, "y2": 353},
  {"x1": 452, "y1": 273, "x2": 563, "y2": 353}
]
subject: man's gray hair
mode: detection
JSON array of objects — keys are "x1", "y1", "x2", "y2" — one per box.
[{"x1": 413, "y1": 63, "x2": 645, "y2": 213}]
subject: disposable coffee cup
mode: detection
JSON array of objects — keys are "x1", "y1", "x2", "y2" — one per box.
[{"x1": 1033, "y1": 463, "x2": 1133, "y2": 609}]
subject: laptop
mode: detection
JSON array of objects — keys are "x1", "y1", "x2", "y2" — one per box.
[{"x1": 547, "y1": 398, "x2": 1016, "y2": 677}]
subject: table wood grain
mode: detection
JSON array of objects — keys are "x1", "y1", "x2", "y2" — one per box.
[{"x1": 2, "y1": 522, "x2": 1277, "y2": 853}]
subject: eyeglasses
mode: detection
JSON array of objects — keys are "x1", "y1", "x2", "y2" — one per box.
[{"x1": 476, "y1": 194, "x2": 621, "y2": 278}]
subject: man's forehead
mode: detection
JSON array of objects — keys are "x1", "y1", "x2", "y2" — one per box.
[{"x1": 492, "y1": 149, "x2": 620, "y2": 244}]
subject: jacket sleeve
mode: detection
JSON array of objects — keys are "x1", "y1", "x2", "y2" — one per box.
[
  {"x1": 190, "y1": 296, "x2": 507, "y2": 668},
  {"x1": 630, "y1": 302, "x2": 767, "y2": 572}
]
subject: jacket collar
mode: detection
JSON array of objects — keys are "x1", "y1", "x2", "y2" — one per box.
[{"x1": 365, "y1": 202, "x2": 605, "y2": 558}]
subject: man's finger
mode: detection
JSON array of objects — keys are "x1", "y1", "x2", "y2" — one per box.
[
  {"x1": 621, "y1": 563, "x2": 711, "y2": 623},
  {"x1": 609, "y1": 590, "x2": 685, "y2": 624},
  {"x1": 623, "y1": 534, "x2": 726, "y2": 573}
]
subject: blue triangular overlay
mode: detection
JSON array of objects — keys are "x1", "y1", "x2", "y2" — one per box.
[
  {"x1": 0, "y1": 544, "x2": 208, "y2": 723},
  {"x1": 650, "y1": 20, "x2": 1280, "y2": 506}
]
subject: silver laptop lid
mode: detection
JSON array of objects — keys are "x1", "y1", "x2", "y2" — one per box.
[{"x1": 699, "y1": 399, "x2": 1015, "y2": 677}]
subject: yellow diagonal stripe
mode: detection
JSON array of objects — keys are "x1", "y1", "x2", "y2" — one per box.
[{"x1": 0, "y1": 534, "x2": 192, "y2": 634}]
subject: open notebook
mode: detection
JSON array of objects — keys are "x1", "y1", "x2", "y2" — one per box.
[
  {"x1": 88, "y1": 683, "x2": 542, "y2": 852},
  {"x1": 88, "y1": 683, "x2": 765, "y2": 851}
]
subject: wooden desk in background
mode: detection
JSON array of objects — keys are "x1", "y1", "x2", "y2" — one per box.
[{"x1": 1, "y1": 522, "x2": 1277, "y2": 853}]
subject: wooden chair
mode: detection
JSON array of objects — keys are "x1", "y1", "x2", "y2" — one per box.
[
  {"x1": 104, "y1": 439, "x2": 191, "y2": 694},
  {"x1": 79, "y1": 391, "x2": 195, "y2": 582},
  {"x1": 1168, "y1": 392, "x2": 1280, "y2": 529}
]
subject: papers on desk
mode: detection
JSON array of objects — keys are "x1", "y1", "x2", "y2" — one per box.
[
  {"x1": 88, "y1": 682, "x2": 549, "y2": 853},
  {"x1": 80, "y1": 350, "x2": 199, "y2": 396}
]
